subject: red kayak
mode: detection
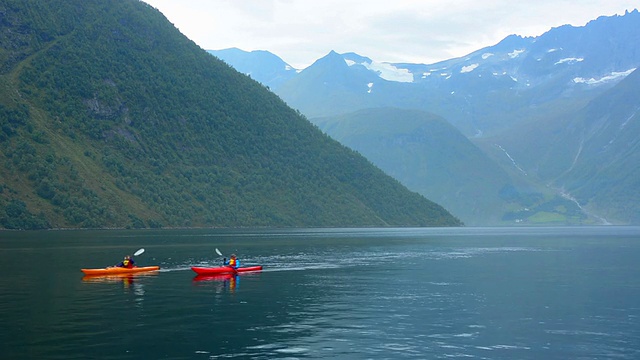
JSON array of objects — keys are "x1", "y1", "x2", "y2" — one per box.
[{"x1": 191, "y1": 265, "x2": 262, "y2": 275}]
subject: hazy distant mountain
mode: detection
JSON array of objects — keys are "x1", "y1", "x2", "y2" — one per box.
[
  {"x1": 209, "y1": 10, "x2": 640, "y2": 131},
  {"x1": 482, "y1": 68, "x2": 640, "y2": 224},
  {"x1": 315, "y1": 108, "x2": 589, "y2": 226},
  {"x1": 0, "y1": 0, "x2": 461, "y2": 229},
  {"x1": 214, "y1": 9, "x2": 640, "y2": 225},
  {"x1": 273, "y1": 10, "x2": 640, "y2": 137},
  {"x1": 208, "y1": 48, "x2": 298, "y2": 90},
  {"x1": 216, "y1": 10, "x2": 639, "y2": 137}
]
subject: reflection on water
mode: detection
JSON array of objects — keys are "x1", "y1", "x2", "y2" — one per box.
[
  {"x1": 81, "y1": 272, "x2": 159, "y2": 284},
  {"x1": 81, "y1": 272, "x2": 155, "y2": 305},
  {"x1": 0, "y1": 227, "x2": 639, "y2": 359},
  {"x1": 192, "y1": 272, "x2": 264, "y2": 297},
  {"x1": 193, "y1": 273, "x2": 241, "y2": 293},
  {"x1": 192, "y1": 273, "x2": 236, "y2": 282}
]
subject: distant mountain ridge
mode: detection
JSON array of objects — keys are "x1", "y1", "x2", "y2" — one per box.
[
  {"x1": 212, "y1": 10, "x2": 639, "y2": 136},
  {"x1": 211, "y1": 9, "x2": 640, "y2": 225},
  {"x1": 207, "y1": 48, "x2": 298, "y2": 90}
]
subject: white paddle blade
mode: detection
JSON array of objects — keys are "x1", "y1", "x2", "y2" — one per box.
[
  {"x1": 215, "y1": 248, "x2": 222, "y2": 256},
  {"x1": 134, "y1": 248, "x2": 145, "y2": 256}
]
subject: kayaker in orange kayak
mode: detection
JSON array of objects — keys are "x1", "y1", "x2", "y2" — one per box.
[{"x1": 116, "y1": 255, "x2": 135, "y2": 269}]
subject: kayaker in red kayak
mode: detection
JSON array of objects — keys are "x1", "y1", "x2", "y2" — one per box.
[
  {"x1": 228, "y1": 254, "x2": 240, "y2": 269},
  {"x1": 116, "y1": 255, "x2": 135, "y2": 269}
]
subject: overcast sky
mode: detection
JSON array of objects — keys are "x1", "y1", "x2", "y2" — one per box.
[{"x1": 142, "y1": 0, "x2": 638, "y2": 69}]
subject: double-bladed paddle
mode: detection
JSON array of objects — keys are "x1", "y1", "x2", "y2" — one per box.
[{"x1": 215, "y1": 248, "x2": 228, "y2": 266}]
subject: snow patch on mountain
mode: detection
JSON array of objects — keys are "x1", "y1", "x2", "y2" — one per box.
[
  {"x1": 461, "y1": 64, "x2": 479, "y2": 73},
  {"x1": 573, "y1": 68, "x2": 636, "y2": 85},
  {"x1": 509, "y1": 49, "x2": 525, "y2": 58},
  {"x1": 345, "y1": 59, "x2": 414, "y2": 83},
  {"x1": 344, "y1": 59, "x2": 356, "y2": 66},
  {"x1": 555, "y1": 57, "x2": 584, "y2": 65},
  {"x1": 283, "y1": 65, "x2": 302, "y2": 73},
  {"x1": 482, "y1": 53, "x2": 494, "y2": 60}
]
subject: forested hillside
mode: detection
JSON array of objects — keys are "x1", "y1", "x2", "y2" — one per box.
[{"x1": 0, "y1": 0, "x2": 461, "y2": 229}]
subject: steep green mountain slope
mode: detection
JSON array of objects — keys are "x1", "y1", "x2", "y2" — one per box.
[
  {"x1": 314, "y1": 108, "x2": 587, "y2": 225},
  {"x1": 537, "y1": 69, "x2": 640, "y2": 224},
  {"x1": 0, "y1": 0, "x2": 461, "y2": 229},
  {"x1": 481, "y1": 69, "x2": 640, "y2": 224}
]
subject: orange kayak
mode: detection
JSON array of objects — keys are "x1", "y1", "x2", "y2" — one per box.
[{"x1": 81, "y1": 266, "x2": 160, "y2": 276}]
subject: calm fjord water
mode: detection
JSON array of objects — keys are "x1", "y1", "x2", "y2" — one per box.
[{"x1": 1, "y1": 227, "x2": 639, "y2": 359}]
